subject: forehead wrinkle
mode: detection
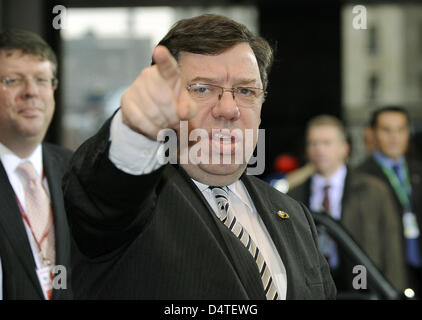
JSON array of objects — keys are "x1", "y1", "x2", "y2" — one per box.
[{"x1": 179, "y1": 44, "x2": 261, "y2": 87}]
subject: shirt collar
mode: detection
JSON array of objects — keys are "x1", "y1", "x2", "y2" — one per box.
[
  {"x1": 191, "y1": 178, "x2": 253, "y2": 211},
  {"x1": 373, "y1": 150, "x2": 404, "y2": 168},
  {"x1": 191, "y1": 178, "x2": 238, "y2": 193},
  {"x1": 312, "y1": 165, "x2": 347, "y2": 190},
  {"x1": 191, "y1": 178, "x2": 210, "y2": 193},
  {"x1": 0, "y1": 142, "x2": 43, "y2": 178}
]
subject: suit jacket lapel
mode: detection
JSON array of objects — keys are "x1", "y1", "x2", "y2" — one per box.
[
  {"x1": 42, "y1": 144, "x2": 71, "y2": 299},
  {"x1": 42, "y1": 144, "x2": 69, "y2": 266},
  {"x1": 242, "y1": 174, "x2": 304, "y2": 300},
  {"x1": 0, "y1": 162, "x2": 44, "y2": 299},
  {"x1": 367, "y1": 157, "x2": 403, "y2": 211}
]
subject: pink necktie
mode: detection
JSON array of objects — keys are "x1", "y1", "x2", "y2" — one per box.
[{"x1": 17, "y1": 161, "x2": 55, "y2": 266}]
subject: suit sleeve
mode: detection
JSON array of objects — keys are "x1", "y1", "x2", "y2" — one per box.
[
  {"x1": 299, "y1": 202, "x2": 337, "y2": 299},
  {"x1": 63, "y1": 115, "x2": 164, "y2": 258}
]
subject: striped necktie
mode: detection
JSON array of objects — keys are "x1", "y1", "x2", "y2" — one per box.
[{"x1": 210, "y1": 186, "x2": 280, "y2": 300}]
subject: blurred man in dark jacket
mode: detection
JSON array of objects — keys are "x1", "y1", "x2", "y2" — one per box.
[{"x1": 358, "y1": 106, "x2": 422, "y2": 296}]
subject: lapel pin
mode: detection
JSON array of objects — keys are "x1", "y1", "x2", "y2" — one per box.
[{"x1": 277, "y1": 210, "x2": 290, "y2": 219}]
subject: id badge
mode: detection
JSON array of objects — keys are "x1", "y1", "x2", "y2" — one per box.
[
  {"x1": 403, "y1": 211, "x2": 420, "y2": 239},
  {"x1": 36, "y1": 266, "x2": 53, "y2": 300}
]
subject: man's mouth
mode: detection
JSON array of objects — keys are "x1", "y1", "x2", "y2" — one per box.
[
  {"x1": 212, "y1": 131, "x2": 235, "y2": 144},
  {"x1": 18, "y1": 107, "x2": 43, "y2": 117},
  {"x1": 209, "y1": 128, "x2": 243, "y2": 157}
]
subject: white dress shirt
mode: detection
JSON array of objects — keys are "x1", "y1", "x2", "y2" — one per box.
[
  {"x1": 109, "y1": 109, "x2": 287, "y2": 299},
  {"x1": 310, "y1": 165, "x2": 347, "y2": 220},
  {"x1": 0, "y1": 143, "x2": 51, "y2": 276}
]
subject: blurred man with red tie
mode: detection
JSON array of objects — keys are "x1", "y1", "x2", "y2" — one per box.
[{"x1": 0, "y1": 29, "x2": 72, "y2": 299}]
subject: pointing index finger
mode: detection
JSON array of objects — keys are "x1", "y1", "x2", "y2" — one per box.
[{"x1": 153, "y1": 45, "x2": 180, "y2": 87}]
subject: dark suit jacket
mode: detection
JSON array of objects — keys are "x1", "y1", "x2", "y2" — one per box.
[
  {"x1": 358, "y1": 155, "x2": 422, "y2": 292},
  {"x1": 288, "y1": 169, "x2": 407, "y2": 291},
  {"x1": 63, "y1": 120, "x2": 336, "y2": 300},
  {"x1": 358, "y1": 155, "x2": 422, "y2": 239},
  {"x1": 0, "y1": 143, "x2": 73, "y2": 300}
]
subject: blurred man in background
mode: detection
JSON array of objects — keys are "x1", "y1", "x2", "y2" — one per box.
[
  {"x1": 358, "y1": 106, "x2": 422, "y2": 296},
  {"x1": 288, "y1": 115, "x2": 406, "y2": 293}
]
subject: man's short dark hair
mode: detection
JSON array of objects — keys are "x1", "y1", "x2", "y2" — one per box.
[
  {"x1": 369, "y1": 106, "x2": 410, "y2": 128},
  {"x1": 157, "y1": 14, "x2": 274, "y2": 90},
  {"x1": 0, "y1": 29, "x2": 57, "y2": 75}
]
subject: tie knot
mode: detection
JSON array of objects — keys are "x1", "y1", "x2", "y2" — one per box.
[
  {"x1": 323, "y1": 184, "x2": 331, "y2": 192},
  {"x1": 209, "y1": 185, "x2": 228, "y2": 196},
  {"x1": 17, "y1": 161, "x2": 39, "y2": 183},
  {"x1": 209, "y1": 186, "x2": 229, "y2": 220}
]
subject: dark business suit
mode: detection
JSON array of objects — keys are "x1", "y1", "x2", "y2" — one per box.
[
  {"x1": 63, "y1": 119, "x2": 336, "y2": 299},
  {"x1": 358, "y1": 155, "x2": 422, "y2": 293},
  {"x1": 288, "y1": 169, "x2": 407, "y2": 292},
  {"x1": 0, "y1": 142, "x2": 73, "y2": 300},
  {"x1": 358, "y1": 155, "x2": 422, "y2": 241}
]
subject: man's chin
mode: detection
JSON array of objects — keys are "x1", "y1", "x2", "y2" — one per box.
[
  {"x1": 199, "y1": 163, "x2": 243, "y2": 176},
  {"x1": 17, "y1": 118, "x2": 50, "y2": 138},
  {"x1": 181, "y1": 162, "x2": 247, "y2": 186}
]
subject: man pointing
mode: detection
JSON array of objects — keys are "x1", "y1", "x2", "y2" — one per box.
[{"x1": 64, "y1": 14, "x2": 336, "y2": 299}]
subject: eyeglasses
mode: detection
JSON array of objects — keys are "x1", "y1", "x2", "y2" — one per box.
[
  {"x1": 186, "y1": 83, "x2": 267, "y2": 108},
  {"x1": 0, "y1": 76, "x2": 58, "y2": 90}
]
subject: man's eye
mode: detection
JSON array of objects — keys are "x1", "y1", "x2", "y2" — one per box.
[
  {"x1": 35, "y1": 78, "x2": 49, "y2": 84},
  {"x1": 4, "y1": 78, "x2": 20, "y2": 85},
  {"x1": 237, "y1": 87, "x2": 255, "y2": 96},
  {"x1": 192, "y1": 85, "x2": 211, "y2": 94}
]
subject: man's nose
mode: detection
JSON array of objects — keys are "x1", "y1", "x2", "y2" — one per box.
[
  {"x1": 211, "y1": 90, "x2": 240, "y2": 121},
  {"x1": 21, "y1": 78, "x2": 40, "y2": 97}
]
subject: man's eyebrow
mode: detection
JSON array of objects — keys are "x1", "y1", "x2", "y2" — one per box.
[
  {"x1": 188, "y1": 77, "x2": 259, "y2": 86},
  {"x1": 188, "y1": 76, "x2": 221, "y2": 84},
  {"x1": 233, "y1": 78, "x2": 259, "y2": 86}
]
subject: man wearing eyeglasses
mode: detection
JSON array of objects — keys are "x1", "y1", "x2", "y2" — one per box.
[
  {"x1": 64, "y1": 14, "x2": 336, "y2": 299},
  {"x1": 0, "y1": 29, "x2": 72, "y2": 299}
]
